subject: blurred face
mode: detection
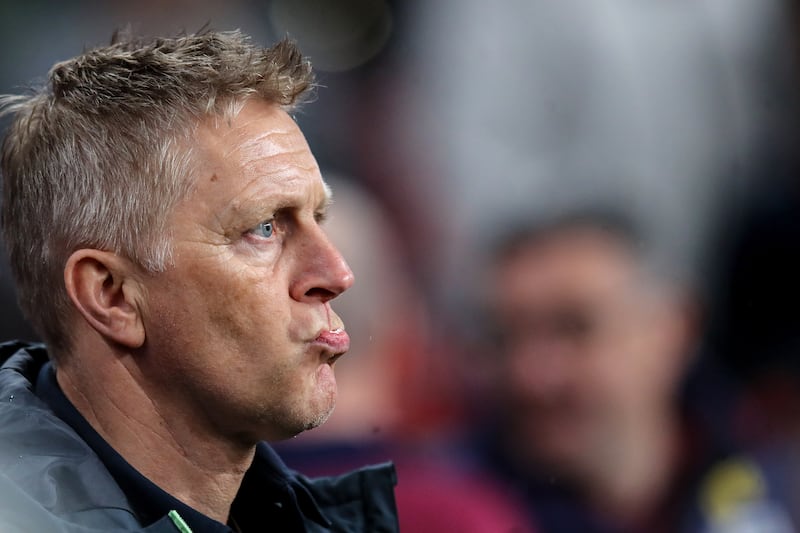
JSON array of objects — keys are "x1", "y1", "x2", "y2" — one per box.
[
  {"x1": 138, "y1": 100, "x2": 354, "y2": 444},
  {"x1": 485, "y1": 229, "x2": 683, "y2": 475}
]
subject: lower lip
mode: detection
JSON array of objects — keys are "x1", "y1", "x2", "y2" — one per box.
[{"x1": 314, "y1": 329, "x2": 350, "y2": 354}]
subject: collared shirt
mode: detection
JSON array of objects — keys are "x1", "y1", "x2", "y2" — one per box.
[{"x1": 35, "y1": 362, "x2": 331, "y2": 532}]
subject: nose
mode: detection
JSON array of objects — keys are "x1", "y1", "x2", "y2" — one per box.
[
  {"x1": 506, "y1": 335, "x2": 572, "y2": 401},
  {"x1": 290, "y1": 223, "x2": 354, "y2": 303}
]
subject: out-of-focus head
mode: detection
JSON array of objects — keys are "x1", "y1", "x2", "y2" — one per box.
[
  {"x1": 481, "y1": 210, "x2": 696, "y2": 478},
  {"x1": 0, "y1": 31, "x2": 313, "y2": 357}
]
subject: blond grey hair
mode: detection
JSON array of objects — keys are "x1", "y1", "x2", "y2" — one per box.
[{"x1": 0, "y1": 30, "x2": 314, "y2": 355}]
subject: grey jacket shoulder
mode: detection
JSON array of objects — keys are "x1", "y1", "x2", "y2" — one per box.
[
  {"x1": 0, "y1": 342, "x2": 183, "y2": 531},
  {"x1": 0, "y1": 342, "x2": 399, "y2": 532}
]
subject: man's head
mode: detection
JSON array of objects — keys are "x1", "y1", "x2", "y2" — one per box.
[
  {"x1": 481, "y1": 211, "x2": 695, "y2": 479},
  {"x1": 0, "y1": 31, "x2": 313, "y2": 356},
  {"x1": 0, "y1": 31, "x2": 354, "y2": 442}
]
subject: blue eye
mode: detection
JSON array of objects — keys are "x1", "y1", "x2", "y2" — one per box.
[{"x1": 252, "y1": 220, "x2": 274, "y2": 239}]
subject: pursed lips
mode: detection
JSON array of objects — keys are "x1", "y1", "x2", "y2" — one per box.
[{"x1": 313, "y1": 328, "x2": 350, "y2": 362}]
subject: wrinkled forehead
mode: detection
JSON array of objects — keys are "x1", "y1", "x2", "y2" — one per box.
[
  {"x1": 194, "y1": 101, "x2": 310, "y2": 158},
  {"x1": 182, "y1": 101, "x2": 321, "y2": 183},
  {"x1": 169, "y1": 100, "x2": 329, "y2": 219}
]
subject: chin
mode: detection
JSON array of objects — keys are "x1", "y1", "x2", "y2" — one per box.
[
  {"x1": 306, "y1": 402, "x2": 336, "y2": 431},
  {"x1": 271, "y1": 380, "x2": 337, "y2": 438},
  {"x1": 279, "y1": 399, "x2": 336, "y2": 439}
]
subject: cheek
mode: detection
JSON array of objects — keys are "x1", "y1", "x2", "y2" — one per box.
[
  {"x1": 195, "y1": 263, "x2": 288, "y2": 338},
  {"x1": 206, "y1": 279, "x2": 267, "y2": 336}
]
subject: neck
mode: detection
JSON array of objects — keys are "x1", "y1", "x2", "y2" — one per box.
[{"x1": 56, "y1": 343, "x2": 254, "y2": 523}]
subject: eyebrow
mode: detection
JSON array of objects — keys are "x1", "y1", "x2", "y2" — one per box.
[
  {"x1": 316, "y1": 182, "x2": 333, "y2": 221},
  {"x1": 223, "y1": 180, "x2": 334, "y2": 232}
]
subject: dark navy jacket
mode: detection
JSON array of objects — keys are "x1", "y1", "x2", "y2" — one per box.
[{"x1": 0, "y1": 342, "x2": 399, "y2": 532}]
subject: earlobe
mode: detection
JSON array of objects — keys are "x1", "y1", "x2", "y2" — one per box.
[{"x1": 64, "y1": 250, "x2": 146, "y2": 349}]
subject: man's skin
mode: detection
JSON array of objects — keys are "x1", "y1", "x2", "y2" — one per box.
[{"x1": 56, "y1": 99, "x2": 354, "y2": 523}]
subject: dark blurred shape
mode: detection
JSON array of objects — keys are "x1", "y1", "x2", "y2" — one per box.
[
  {"x1": 711, "y1": 179, "x2": 800, "y2": 381},
  {"x1": 697, "y1": 0, "x2": 800, "y2": 524},
  {"x1": 0, "y1": 248, "x2": 38, "y2": 342},
  {"x1": 705, "y1": 0, "x2": 800, "y2": 386},
  {"x1": 269, "y1": 0, "x2": 392, "y2": 71}
]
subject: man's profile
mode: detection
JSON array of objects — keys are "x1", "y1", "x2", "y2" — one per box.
[{"x1": 0, "y1": 30, "x2": 398, "y2": 532}]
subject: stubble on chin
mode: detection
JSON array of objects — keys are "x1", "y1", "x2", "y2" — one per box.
[
  {"x1": 263, "y1": 391, "x2": 337, "y2": 440},
  {"x1": 305, "y1": 402, "x2": 335, "y2": 431}
]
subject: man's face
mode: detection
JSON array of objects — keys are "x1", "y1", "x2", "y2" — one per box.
[
  {"x1": 138, "y1": 100, "x2": 353, "y2": 444},
  {"x1": 485, "y1": 229, "x2": 683, "y2": 475}
]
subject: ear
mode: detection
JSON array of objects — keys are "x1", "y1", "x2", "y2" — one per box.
[
  {"x1": 652, "y1": 288, "x2": 701, "y2": 385},
  {"x1": 64, "y1": 249, "x2": 146, "y2": 349}
]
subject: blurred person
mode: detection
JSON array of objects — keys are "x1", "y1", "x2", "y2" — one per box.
[
  {"x1": 468, "y1": 210, "x2": 794, "y2": 533},
  {"x1": 276, "y1": 178, "x2": 536, "y2": 533},
  {"x1": 0, "y1": 30, "x2": 398, "y2": 531}
]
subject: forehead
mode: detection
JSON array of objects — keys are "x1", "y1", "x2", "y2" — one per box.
[
  {"x1": 490, "y1": 229, "x2": 640, "y2": 306},
  {"x1": 196, "y1": 100, "x2": 315, "y2": 175},
  {"x1": 184, "y1": 100, "x2": 329, "y2": 217}
]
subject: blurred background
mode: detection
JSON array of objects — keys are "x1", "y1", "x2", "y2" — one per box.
[{"x1": 2, "y1": 0, "x2": 800, "y2": 531}]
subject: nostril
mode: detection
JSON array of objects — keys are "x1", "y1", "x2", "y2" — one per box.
[{"x1": 305, "y1": 287, "x2": 337, "y2": 302}]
